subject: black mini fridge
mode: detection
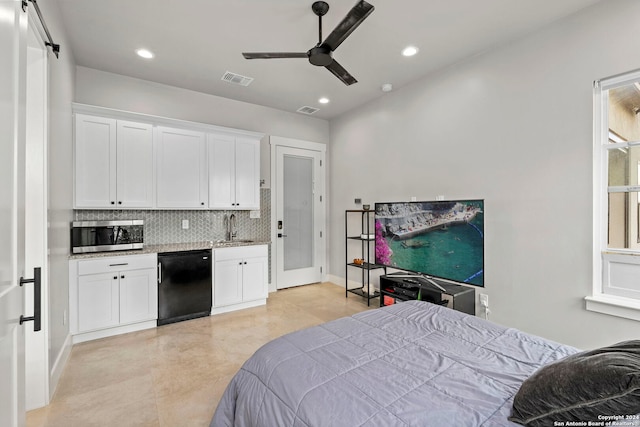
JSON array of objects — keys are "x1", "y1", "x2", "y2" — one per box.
[{"x1": 157, "y1": 249, "x2": 212, "y2": 326}]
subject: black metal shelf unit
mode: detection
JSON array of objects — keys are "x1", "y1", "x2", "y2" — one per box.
[{"x1": 345, "y1": 209, "x2": 386, "y2": 305}]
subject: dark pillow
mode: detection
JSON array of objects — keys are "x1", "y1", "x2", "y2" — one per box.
[{"x1": 509, "y1": 340, "x2": 640, "y2": 427}]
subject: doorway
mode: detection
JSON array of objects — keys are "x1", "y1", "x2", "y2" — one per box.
[{"x1": 271, "y1": 137, "x2": 326, "y2": 289}]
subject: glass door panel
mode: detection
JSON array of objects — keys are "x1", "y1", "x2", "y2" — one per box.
[{"x1": 283, "y1": 155, "x2": 313, "y2": 271}]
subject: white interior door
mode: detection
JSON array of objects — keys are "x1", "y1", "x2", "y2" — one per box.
[
  {"x1": 24, "y1": 17, "x2": 48, "y2": 410},
  {"x1": 0, "y1": 2, "x2": 28, "y2": 426},
  {"x1": 273, "y1": 139, "x2": 325, "y2": 289}
]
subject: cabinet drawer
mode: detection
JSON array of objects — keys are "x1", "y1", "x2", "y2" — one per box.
[
  {"x1": 214, "y1": 245, "x2": 267, "y2": 261},
  {"x1": 76, "y1": 253, "x2": 157, "y2": 276}
]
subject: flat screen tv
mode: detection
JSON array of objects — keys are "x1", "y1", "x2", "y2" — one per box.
[{"x1": 374, "y1": 200, "x2": 484, "y2": 287}]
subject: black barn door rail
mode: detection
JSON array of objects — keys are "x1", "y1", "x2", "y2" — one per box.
[{"x1": 22, "y1": 0, "x2": 61, "y2": 58}]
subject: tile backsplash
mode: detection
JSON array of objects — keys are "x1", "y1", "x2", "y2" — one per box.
[{"x1": 75, "y1": 189, "x2": 271, "y2": 245}]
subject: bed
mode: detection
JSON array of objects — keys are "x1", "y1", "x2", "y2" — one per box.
[{"x1": 211, "y1": 301, "x2": 640, "y2": 427}]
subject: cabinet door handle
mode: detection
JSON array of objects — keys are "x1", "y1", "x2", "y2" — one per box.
[
  {"x1": 109, "y1": 263, "x2": 128, "y2": 267},
  {"x1": 121, "y1": 275, "x2": 125, "y2": 279},
  {"x1": 113, "y1": 276, "x2": 118, "y2": 280},
  {"x1": 157, "y1": 263, "x2": 162, "y2": 284}
]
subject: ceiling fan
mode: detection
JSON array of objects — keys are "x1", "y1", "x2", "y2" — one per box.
[{"x1": 242, "y1": 1, "x2": 374, "y2": 86}]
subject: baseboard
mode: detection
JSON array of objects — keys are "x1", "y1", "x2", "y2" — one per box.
[
  {"x1": 210, "y1": 299, "x2": 266, "y2": 315},
  {"x1": 327, "y1": 274, "x2": 342, "y2": 287},
  {"x1": 71, "y1": 320, "x2": 157, "y2": 344},
  {"x1": 49, "y1": 333, "x2": 72, "y2": 400},
  {"x1": 327, "y1": 274, "x2": 378, "y2": 292}
]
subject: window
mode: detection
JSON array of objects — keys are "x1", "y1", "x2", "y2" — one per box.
[{"x1": 588, "y1": 69, "x2": 640, "y2": 321}]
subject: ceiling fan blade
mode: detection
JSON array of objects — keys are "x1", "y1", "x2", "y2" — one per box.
[
  {"x1": 243, "y1": 52, "x2": 308, "y2": 59},
  {"x1": 325, "y1": 59, "x2": 357, "y2": 85},
  {"x1": 322, "y1": 0, "x2": 374, "y2": 52}
]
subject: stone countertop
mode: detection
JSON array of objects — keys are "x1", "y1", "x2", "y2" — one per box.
[{"x1": 69, "y1": 240, "x2": 271, "y2": 260}]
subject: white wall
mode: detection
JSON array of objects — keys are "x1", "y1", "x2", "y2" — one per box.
[
  {"x1": 38, "y1": 0, "x2": 75, "y2": 391},
  {"x1": 329, "y1": 0, "x2": 640, "y2": 349}
]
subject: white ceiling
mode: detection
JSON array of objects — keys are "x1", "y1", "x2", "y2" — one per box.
[{"x1": 55, "y1": 0, "x2": 604, "y2": 120}]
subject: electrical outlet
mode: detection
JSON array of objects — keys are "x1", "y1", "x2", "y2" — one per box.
[
  {"x1": 436, "y1": 195, "x2": 445, "y2": 201},
  {"x1": 410, "y1": 196, "x2": 417, "y2": 201},
  {"x1": 479, "y1": 293, "x2": 489, "y2": 307},
  {"x1": 182, "y1": 219, "x2": 189, "y2": 230}
]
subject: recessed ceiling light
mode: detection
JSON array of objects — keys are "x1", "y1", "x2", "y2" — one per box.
[
  {"x1": 136, "y1": 48, "x2": 154, "y2": 59},
  {"x1": 402, "y1": 46, "x2": 419, "y2": 57},
  {"x1": 318, "y1": 97, "x2": 330, "y2": 104}
]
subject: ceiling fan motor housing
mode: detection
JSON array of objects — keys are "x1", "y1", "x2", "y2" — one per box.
[{"x1": 308, "y1": 45, "x2": 333, "y2": 66}]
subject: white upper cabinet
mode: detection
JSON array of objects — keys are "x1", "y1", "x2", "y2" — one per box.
[
  {"x1": 208, "y1": 134, "x2": 235, "y2": 209},
  {"x1": 74, "y1": 114, "x2": 153, "y2": 209},
  {"x1": 73, "y1": 105, "x2": 264, "y2": 210},
  {"x1": 74, "y1": 114, "x2": 116, "y2": 208},
  {"x1": 234, "y1": 137, "x2": 261, "y2": 209},
  {"x1": 116, "y1": 120, "x2": 154, "y2": 208},
  {"x1": 208, "y1": 133, "x2": 260, "y2": 210},
  {"x1": 155, "y1": 126, "x2": 208, "y2": 209}
]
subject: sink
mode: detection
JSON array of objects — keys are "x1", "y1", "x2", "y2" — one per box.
[{"x1": 215, "y1": 239, "x2": 254, "y2": 246}]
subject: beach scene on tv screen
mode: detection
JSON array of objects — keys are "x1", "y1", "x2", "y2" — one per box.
[{"x1": 375, "y1": 200, "x2": 484, "y2": 286}]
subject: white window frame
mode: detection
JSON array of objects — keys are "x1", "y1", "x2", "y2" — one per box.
[{"x1": 587, "y1": 69, "x2": 640, "y2": 321}]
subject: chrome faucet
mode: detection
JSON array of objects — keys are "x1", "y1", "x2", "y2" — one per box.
[{"x1": 225, "y1": 213, "x2": 237, "y2": 241}]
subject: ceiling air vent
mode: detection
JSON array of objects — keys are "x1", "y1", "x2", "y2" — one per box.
[
  {"x1": 297, "y1": 106, "x2": 320, "y2": 115},
  {"x1": 221, "y1": 71, "x2": 253, "y2": 87}
]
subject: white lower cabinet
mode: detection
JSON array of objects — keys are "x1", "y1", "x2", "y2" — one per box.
[
  {"x1": 70, "y1": 246, "x2": 269, "y2": 341},
  {"x1": 214, "y1": 258, "x2": 243, "y2": 307},
  {"x1": 212, "y1": 245, "x2": 268, "y2": 313},
  {"x1": 70, "y1": 253, "x2": 158, "y2": 343},
  {"x1": 119, "y1": 267, "x2": 158, "y2": 324},
  {"x1": 77, "y1": 272, "x2": 119, "y2": 332}
]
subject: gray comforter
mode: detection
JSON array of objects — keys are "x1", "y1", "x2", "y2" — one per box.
[{"x1": 211, "y1": 301, "x2": 577, "y2": 427}]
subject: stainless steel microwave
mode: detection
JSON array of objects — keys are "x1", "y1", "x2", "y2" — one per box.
[{"x1": 71, "y1": 220, "x2": 144, "y2": 254}]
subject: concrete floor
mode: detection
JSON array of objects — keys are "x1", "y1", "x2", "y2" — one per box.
[{"x1": 27, "y1": 282, "x2": 375, "y2": 427}]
